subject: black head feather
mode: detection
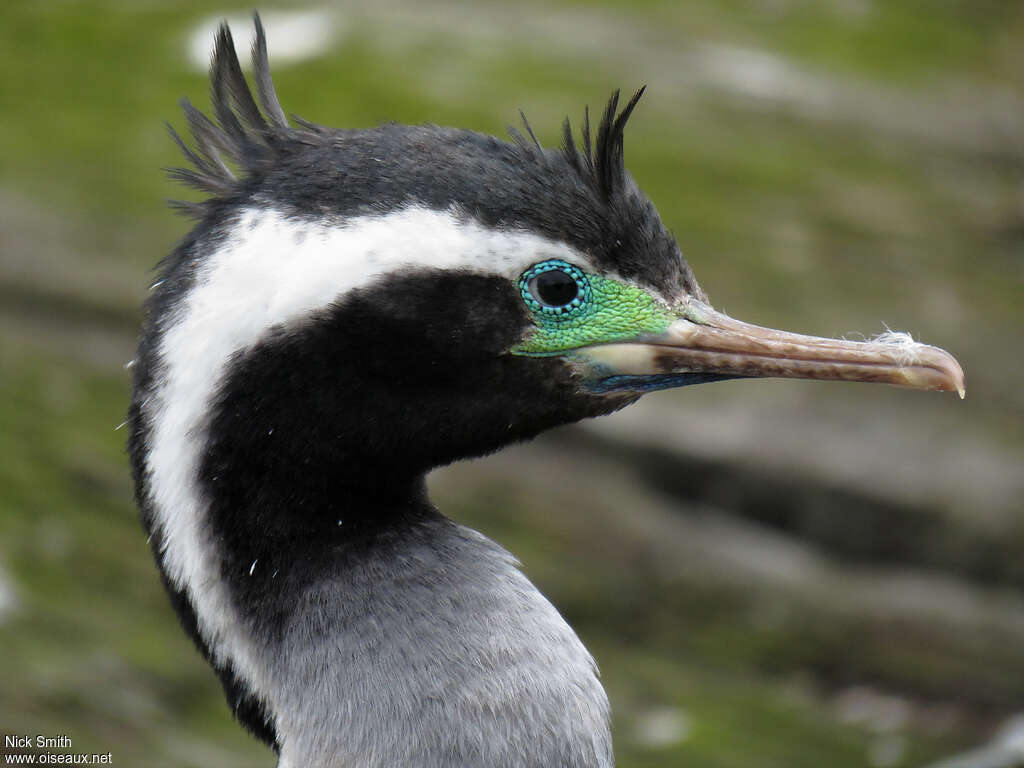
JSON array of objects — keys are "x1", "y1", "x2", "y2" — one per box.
[
  {"x1": 560, "y1": 87, "x2": 646, "y2": 201},
  {"x1": 166, "y1": 14, "x2": 313, "y2": 217},
  {"x1": 170, "y1": 14, "x2": 642, "y2": 215},
  {"x1": 510, "y1": 87, "x2": 643, "y2": 204},
  {"x1": 165, "y1": 16, "x2": 701, "y2": 297}
]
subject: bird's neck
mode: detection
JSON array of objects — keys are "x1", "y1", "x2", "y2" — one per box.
[
  {"x1": 162, "y1": 446, "x2": 613, "y2": 767},
  {"x1": 255, "y1": 511, "x2": 612, "y2": 768},
  {"x1": 133, "y1": 262, "x2": 615, "y2": 763}
]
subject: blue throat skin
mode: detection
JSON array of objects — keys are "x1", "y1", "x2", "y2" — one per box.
[{"x1": 586, "y1": 372, "x2": 742, "y2": 394}]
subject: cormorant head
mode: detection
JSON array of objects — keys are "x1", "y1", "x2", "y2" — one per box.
[{"x1": 139, "y1": 16, "x2": 964, "y2": 491}]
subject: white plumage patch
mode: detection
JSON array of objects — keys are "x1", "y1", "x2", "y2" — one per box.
[{"x1": 140, "y1": 204, "x2": 595, "y2": 721}]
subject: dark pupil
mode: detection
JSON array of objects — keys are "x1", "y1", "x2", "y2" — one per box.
[{"x1": 534, "y1": 270, "x2": 579, "y2": 307}]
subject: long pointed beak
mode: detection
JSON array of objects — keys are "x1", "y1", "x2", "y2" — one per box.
[{"x1": 579, "y1": 299, "x2": 965, "y2": 397}]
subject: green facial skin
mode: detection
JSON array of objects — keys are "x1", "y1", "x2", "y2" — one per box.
[{"x1": 512, "y1": 262, "x2": 676, "y2": 356}]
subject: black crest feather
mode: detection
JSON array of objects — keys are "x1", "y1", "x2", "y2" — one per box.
[
  {"x1": 167, "y1": 13, "x2": 300, "y2": 217},
  {"x1": 561, "y1": 87, "x2": 646, "y2": 200},
  {"x1": 168, "y1": 14, "x2": 647, "y2": 226},
  {"x1": 512, "y1": 88, "x2": 646, "y2": 202}
]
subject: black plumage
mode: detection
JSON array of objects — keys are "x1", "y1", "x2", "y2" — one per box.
[{"x1": 164, "y1": 21, "x2": 699, "y2": 298}]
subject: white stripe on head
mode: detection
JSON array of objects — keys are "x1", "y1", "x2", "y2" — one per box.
[{"x1": 140, "y1": 203, "x2": 593, "y2": 717}]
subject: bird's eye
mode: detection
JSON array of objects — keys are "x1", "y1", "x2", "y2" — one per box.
[
  {"x1": 520, "y1": 260, "x2": 590, "y2": 316},
  {"x1": 533, "y1": 270, "x2": 578, "y2": 306}
]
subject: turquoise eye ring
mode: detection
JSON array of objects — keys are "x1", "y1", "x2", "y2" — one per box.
[{"x1": 519, "y1": 260, "x2": 591, "y2": 316}]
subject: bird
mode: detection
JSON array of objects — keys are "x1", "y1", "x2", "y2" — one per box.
[{"x1": 127, "y1": 15, "x2": 965, "y2": 768}]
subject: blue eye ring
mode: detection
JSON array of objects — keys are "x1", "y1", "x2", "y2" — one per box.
[{"x1": 519, "y1": 260, "x2": 591, "y2": 316}]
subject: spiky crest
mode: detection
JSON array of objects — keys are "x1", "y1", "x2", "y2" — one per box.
[
  {"x1": 509, "y1": 87, "x2": 646, "y2": 202},
  {"x1": 561, "y1": 87, "x2": 646, "y2": 200},
  {"x1": 167, "y1": 13, "x2": 301, "y2": 217},
  {"x1": 168, "y1": 13, "x2": 646, "y2": 219}
]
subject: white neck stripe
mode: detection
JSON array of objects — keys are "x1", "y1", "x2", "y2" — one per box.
[{"x1": 140, "y1": 204, "x2": 592, "y2": 724}]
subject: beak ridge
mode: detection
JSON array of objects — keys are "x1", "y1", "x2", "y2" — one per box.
[{"x1": 580, "y1": 300, "x2": 965, "y2": 397}]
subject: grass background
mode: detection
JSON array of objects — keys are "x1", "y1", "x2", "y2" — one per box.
[{"x1": 1, "y1": 1, "x2": 1022, "y2": 766}]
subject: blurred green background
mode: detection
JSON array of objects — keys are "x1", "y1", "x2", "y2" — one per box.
[{"x1": 1, "y1": 1, "x2": 1022, "y2": 766}]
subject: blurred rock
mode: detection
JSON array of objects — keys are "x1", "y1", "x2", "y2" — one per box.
[
  {"x1": 926, "y1": 714, "x2": 1024, "y2": 768},
  {"x1": 0, "y1": 558, "x2": 17, "y2": 624},
  {"x1": 632, "y1": 707, "x2": 692, "y2": 749}
]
